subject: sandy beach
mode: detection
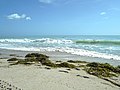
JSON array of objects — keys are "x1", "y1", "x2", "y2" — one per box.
[
  {"x1": 0, "y1": 49, "x2": 120, "y2": 90},
  {"x1": 1, "y1": 0, "x2": 120, "y2": 89}
]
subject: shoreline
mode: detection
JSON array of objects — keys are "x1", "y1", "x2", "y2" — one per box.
[{"x1": 0, "y1": 48, "x2": 120, "y2": 66}]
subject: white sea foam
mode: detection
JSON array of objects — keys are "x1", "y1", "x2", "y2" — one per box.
[
  {"x1": 33, "y1": 38, "x2": 73, "y2": 44},
  {"x1": 0, "y1": 38, "x2": 73, "y2": 44},
  {"x1": 50, "y1": 47, "x2": 120, "y2": 60},
  {"x1": 0, "y1": 38, "x2": 32, "y2": 43},
  {"x1": 1, "y1": 46, "x2": 120, "y2": 61}
]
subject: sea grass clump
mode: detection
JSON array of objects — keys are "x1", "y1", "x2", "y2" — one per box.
[
  {"x1": 57, "y1": 62, "x2": 76, "y2": 68},
  {"x1": 86, "y1": 62, "x2": 118, "y2": 77},
  {"x1": 87, "y1": 62, "x2": 117, "y2": 72},
  {"x1": 117, "y1": 65, "x2": 120, "y2": 68},
  {"x1": 86, "y1": 67, "x2": 117, "y2": 77},
  {"x1": 25, "y1": 53, "x2": 50, "y2": 63},
  {"x1": 23, "y1": 53, "x2": 57, "y2": 67},
  {"x1": 16, "y1": 60, "x2": 34, "y2": 65},
  {"x1": 8, "y1": 53, "x2": 50, "y2": 66},
  {"x1": 115, "y1": 65, "x2": 120, "y2": 74},
  {"x1": 86, "y1": 62, "x2": 99, "y2": 67},
  {"x1": 7, "y1": 58, "x2": 19, "y2": 61},
  {"x1": 99, "y1": 63, "x2": 115, "y2": 72},
  {"x1": 25, "y1": 53, "x2": 49, "y2": 59},
  {"x1": 9, "y1": 59, "x2": 35, "y2": 65},
  {"x1": 43, "y1": 61, "x2": 57, "y2": 68},
  {"x1": 43, "y1": 62, "x2": 76, "y2": 68},
  {"x1": 67, "y1": 60, "x2": 87, "y2": 63}
]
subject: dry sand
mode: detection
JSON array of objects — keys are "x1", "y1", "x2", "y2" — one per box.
[{"x1": 0, "y1": 49, "x2": 120, "y2": 90}]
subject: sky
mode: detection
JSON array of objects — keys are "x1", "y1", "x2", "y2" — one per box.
[{"x1": 0, "y1": 0, "x2": 120, "y2": 36}]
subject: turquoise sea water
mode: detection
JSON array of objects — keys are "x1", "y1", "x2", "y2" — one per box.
[{"x1": 0, "y1": 35, "x2": 120, "y2": 61}]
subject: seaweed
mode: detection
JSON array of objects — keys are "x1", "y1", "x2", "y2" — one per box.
[
  {"x1": 25, "y1": 53, "x2": 49, "y2": 59},
  {"x1": 85, "y1": 62, "x2": 118, "y2": 77},
  {"x1": 57, "y1": 62, "x2": 76, "y2": 68},
  {"x1": 67, "y1": 60, "x2": 87, "y2": 63},
  {"x1": 9, "y1": 54, "x2": 16, "y2": 56},
  {"x1": 7, "y1": 58, "x2": 19, "y2": 61}
]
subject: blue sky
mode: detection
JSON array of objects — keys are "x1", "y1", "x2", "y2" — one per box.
[{"x1": 0, "y1": 0, "x2": 120, "y2": 36}]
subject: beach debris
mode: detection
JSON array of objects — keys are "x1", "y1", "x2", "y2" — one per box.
[
  {"x1": 59, "y1": 70, "x2": 69, "y2": 73},
  {"x1": 67, "y1": 60, "x2": 88, "y2": 63},
  {"x1": 76, "y1": 75, "x2": 89, "y2": 78},
  {"x1": 45, "y1": 67, "x2": 51, "y2": 70},
  {"x1": 66, "y1": 68, "x2": 71, "y2": 71},
  {"x1": 56, "y1": 61, "x2": 62, "y2": 63},
  {"x1": 75, "y1": 68, "x2": 80, "y2": 71},
  {"x1": 76, "y1": 75, "x2": 81, "y2": 77},
  {"x1": 82, "y1": 76, "x2": 89, "y2": 78},
  {"x1": 57, "y1": 62, "x2": 76, "y2": 68},
  {"x1": 7, "y1": 58, "x2": 19, "y2": 61}
]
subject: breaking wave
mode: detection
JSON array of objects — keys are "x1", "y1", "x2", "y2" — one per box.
[
  {"x1": 0, "y1": 38, "x2": 73, "y2": 44},
  {"x1": 76, "y1": 40, "x2": 120, "y2": 45}
]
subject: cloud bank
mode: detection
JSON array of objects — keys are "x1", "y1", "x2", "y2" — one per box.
[{"x1": 7, "y1": 13, "x2": 31, "y2": 20}]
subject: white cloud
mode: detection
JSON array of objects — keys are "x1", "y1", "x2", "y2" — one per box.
[
  {"x1": 26, "y1": 17, "x2": 31, "y2": 20},
  {"x1": 39, "y1": 0, "x2": 55, "y2": 4},
  {"x1": 7, "y1": 13, "x2": 31, "y2": 20},
  {"x1": 21, "y1": 14, "x2": 26, "y2": 18},
  {"x1": 100, "y1": 12, "x2": 106, "y2": 15},
  {"x1": 38, "y1": 0, "x2": 76, "y2": 5},
  {"x1": 7, "y1": 13, "x2": 22, "y2": 19}
]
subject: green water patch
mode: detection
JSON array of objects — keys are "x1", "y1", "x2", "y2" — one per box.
[{"x1": 76, "y1": 40, "x2": 120, "y2": 45}]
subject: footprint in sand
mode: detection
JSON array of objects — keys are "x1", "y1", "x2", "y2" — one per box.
[{"x1": 0, "y1": 80, "x2": 23, "y2": 90}]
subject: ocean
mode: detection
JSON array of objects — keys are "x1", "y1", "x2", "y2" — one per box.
[{"x1": 0, "y1": 35, "x2": 120, "y2": 61}]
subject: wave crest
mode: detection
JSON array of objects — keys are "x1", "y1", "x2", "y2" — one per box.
[
  {"x1": 76, "y1": 40, "x2": 120, "y2": 45},
  {"x1": 0, "y1": 38, "x2": 73, "y2": 44}
]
